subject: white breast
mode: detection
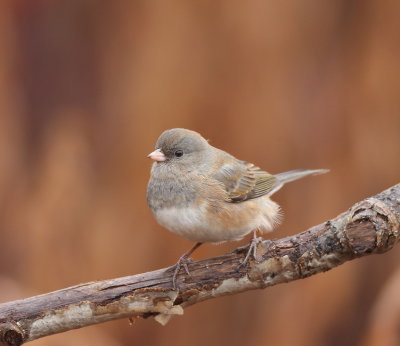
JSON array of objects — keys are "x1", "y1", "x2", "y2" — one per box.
[
  {"x1": 154, "y1": 197, "x2": 281, "y2": 244},
  {"x1": 155, "y1": 205, "x2": 211, "y2": 243}
]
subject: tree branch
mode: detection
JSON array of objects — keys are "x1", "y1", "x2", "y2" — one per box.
[{"x1": 1, "y1": 185, "x2": 399, "y2": 345}]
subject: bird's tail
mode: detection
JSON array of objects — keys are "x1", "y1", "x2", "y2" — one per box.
[
  {"x1": 275, "y1": 169, "x2": 329, "y2": 184},
  {"x1": 270, "y1": 169, "x2": 329, "y2": 195}
]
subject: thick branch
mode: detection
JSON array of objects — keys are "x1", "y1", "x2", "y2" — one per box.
[{"x1": 1, "y1": 185, "x2": 400, "y2": 345}]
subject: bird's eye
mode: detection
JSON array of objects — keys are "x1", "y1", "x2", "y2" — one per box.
[{"x1": 174, "y1": 150, "x2": 183, "y2": 157}]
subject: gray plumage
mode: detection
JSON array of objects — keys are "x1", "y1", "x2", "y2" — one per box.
[{"x1": 147, "y1": 128, "x2": 328, "y2": 243}]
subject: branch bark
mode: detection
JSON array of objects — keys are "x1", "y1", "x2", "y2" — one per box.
[{"x1": 1, "y1": 184, "x2": 400, "y2": 345}]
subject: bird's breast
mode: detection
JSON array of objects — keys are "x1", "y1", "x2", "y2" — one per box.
[
  {"x1": 153, "y1": 196, "x2": 280, "y2": 243},
  {"x1": 154, "y1": 204, "x2": 210, "y2": 242}
]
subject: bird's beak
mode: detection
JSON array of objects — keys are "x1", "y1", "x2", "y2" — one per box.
[{"x1": 147, "y1": 148, "x2": 166, "y2": 162}]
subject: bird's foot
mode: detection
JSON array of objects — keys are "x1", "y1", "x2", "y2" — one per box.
[
  {"x1": 240, "y1": 236, "x2": 265, "y2": 267},
  {"x1": 170, "y1": 242, "x2": 202, "y2": 290},
  {"x1": 171, "y1": 254, "x2": 194, "y2": 289}
]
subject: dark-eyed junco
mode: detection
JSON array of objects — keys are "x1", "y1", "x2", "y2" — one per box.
[{"x1": 147, "y1": 128, "x2": 328, "y2": 288}]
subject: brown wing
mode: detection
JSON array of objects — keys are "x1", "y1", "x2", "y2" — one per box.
[{"x1": 212, "y1": 160, "x2": 279, "y2": 203}]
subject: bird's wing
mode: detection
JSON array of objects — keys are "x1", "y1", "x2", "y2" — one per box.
[{"x1": 212, "y1": 160, "x2": 279, "y2": 202}]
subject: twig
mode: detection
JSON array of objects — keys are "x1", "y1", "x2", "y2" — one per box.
[{"x1": 0, "y1": 184, "x2": 399, "y2": 345}]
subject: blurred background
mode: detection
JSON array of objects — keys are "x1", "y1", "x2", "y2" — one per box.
[{"x1": 1, "y1": 1, "x2": 400, "y2": 345}]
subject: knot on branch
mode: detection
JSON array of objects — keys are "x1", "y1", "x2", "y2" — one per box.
[
  {"x1": 0, "y1": 323, "x2": 24, "y2": 346},
  {"x1": 345, "y1": 197, "x2": 400, "y2": 255}
]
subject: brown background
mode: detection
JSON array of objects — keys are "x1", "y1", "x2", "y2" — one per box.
[{"x1": 1, "y1": 1, "x2": 400, "y2": 345}]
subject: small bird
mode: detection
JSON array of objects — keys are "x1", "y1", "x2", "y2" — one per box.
[{"x1": 147, "y1": 128, "x2": 328, "y2": 288}]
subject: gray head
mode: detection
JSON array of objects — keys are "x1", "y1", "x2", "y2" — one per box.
[{"x1": 148, "y1": 128, "x2": 210, "y2": 170}]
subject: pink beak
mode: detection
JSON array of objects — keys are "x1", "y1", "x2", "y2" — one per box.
[{"x1": 147, "y1": 148, "x2": 166, "y2": 162}]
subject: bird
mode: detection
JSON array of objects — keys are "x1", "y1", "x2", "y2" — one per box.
[{"x1": 147, "y1": 128, "x2": 328, "y2": 288}]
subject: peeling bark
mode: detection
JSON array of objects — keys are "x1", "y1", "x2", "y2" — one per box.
[{"x1": 0, "y1": 184, "x2": 399, "y2": 345}]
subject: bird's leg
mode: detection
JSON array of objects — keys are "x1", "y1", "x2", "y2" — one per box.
[
  {"x1": 240, "y1": 230, "x2": 264, "y2": 266},
  {"x1": 172, "y1": 242, "x2": 202, "y2": 289}
]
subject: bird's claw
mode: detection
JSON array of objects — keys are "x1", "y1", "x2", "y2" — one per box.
[
  {"x1": 170, "y1": 242, "x2": 202, "y2": 290},
  {"x1": 172, "y1": 256, "x2": 194, "y2": 289},
  {"x1": 240, "y1": 236, "x2": 265, "y2": 267}
]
